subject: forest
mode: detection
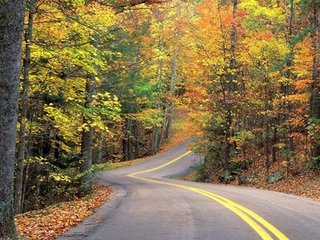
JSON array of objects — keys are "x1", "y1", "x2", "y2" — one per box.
[{"x1": 0, "y1": 0, "x2": 319, "y2": 238}]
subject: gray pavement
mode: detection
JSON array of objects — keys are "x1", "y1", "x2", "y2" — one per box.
[{"x1": 59, "y1": 140, "x2": 320, "y2": 240}]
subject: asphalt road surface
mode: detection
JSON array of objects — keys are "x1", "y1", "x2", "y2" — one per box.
[{"x1": 59, "y1": 140, "x2": 320, "y2": 240}]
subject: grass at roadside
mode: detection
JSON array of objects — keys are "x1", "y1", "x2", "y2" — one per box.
[
  {"x1": 93, "y1": 157, "x2": 147, "y2": 172},
  {"x1": 178, "y1": 169, "x2": 203, "y2": 182}
]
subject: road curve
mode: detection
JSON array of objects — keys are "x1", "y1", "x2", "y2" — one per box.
[{"x1": 59, "y1": 140, "x2": 320, "y2": 240}]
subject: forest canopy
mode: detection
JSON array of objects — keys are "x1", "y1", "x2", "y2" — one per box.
[{"x1": 0, "y1": 0, "x2": 320, "y2": 238}]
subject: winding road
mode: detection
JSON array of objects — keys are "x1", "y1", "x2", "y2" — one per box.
[{"x1": 59, "y1": 140, "x2": 320, "y2": 240}]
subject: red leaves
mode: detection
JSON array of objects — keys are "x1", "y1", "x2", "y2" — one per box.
[
  {"x1": 294, "y1": 79, "x2": 313, "y2": 92},
  {"x1": 15, "y1": 185, "x2": 112, "y2": 240},
  {"x1": 257, "y1": 31, "x2": 273, "y2": 41}
]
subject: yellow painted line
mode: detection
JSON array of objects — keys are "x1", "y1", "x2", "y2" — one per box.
[
  {"x1": 196, "y1": 189, "x2": 289, "y2": 240},
  {"x1": 127, "y1": 151, "x2": 289, "y2": 240},
  {"x1": 127, "y1": 151, "x2": 193, "y2": 177}
]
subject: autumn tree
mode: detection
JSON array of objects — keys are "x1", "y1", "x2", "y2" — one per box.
[
  {"x1": 15, "y1": 0, "x2": 37, "y2": 215},
  {"x1": 308, "y1": 0, "x2": 320, "y2": 167},
  {"x1": 181, "y1": 0, "x2": 320, "y2": 183},
  {"x1": 0, "y1": 0, "x2": 26, "y2": 237},
  {"x1": 2, "y1": 0, "x2": 177, "y2": 236}
]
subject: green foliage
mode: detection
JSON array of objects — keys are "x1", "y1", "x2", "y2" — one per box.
[
  {"x1": 307, "y1": 118, "x2": 320, "y2": 143},
  {"x1": 239, "y1": 0, "x2": 285, "y2": 31},
  {"x1": 22, "y1": 156, "x2": 83, "y2": 211},
  {"x1": 16, "y1": 0, "x2": 320, "y2": 215},
  {"x1": 289, "y1": 25, "x2": 314, "y2": 46},
  {"x1": 232, "y1": 130, "x2": 256, "y2": 148},
  {"x1": 18, "y1": 0, "x2": 185, "y2": 212}
]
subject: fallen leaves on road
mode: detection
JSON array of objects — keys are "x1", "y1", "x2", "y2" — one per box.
[{"x1": 15, "y1": 185, "x2": 112, "y2": 240}]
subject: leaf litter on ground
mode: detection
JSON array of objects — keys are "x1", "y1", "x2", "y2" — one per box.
[{"x1": 15, "y1": 185, "x2": 112, "y2": 240}]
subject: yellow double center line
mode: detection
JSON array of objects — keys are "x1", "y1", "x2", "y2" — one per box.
[{"x1": 127, "y1": 151, "x2": 289, "y2": 240}]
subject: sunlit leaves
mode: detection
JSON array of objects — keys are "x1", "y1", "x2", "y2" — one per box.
[
  {"x1": 134, "y1": 109, "x2": 163, "y2": 129},
  {"x1": 239, "y1": 0, "x2": 285, "y2": 31}
]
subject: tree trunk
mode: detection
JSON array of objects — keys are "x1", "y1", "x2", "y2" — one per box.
[
  {"x1": 81, "y1": 123, "x2": 94, "y2": 172},
  {"x1": 264, "y1": 81, "x2": 271, "y2": 181},
  {"x1": 272, "y1": 125, "x2": 278, "y2": 163},
  {"x1": 123, "y1": 118, "x2": 132, "y2": 161},
  {"x1": 310, "y1": 3, "x2": 320, "y2": 165},
  {"x1": 223, "y1": 0, "x2": 238, "y2": 170},
  {"x1": 133, "y1": 120, "x2": 140, "y2": 158},
  {"x1": 15, "y1": 0, "x2": 36, "y2": 215},
  {"x1": 281, "y1": 0, "x2": 295, "y2": 174},
  {"x1": 164, "y1": 54, "x2": 177, "y2": 140},
  {"x1": 0, "y1": 0, "x2": 26, "y2": 237},
  {"x1": 22, "y1": 117, "x2": 33, "y2": 213},
  {"x1": 152, "y1": 131, "x2": 160, "y2": 154},
  {"x1": 96, "y1": 133, "x2": 104, "y2": 164},
  {"x1": 164, "y1": 4, "x2": 180, "y2": 140},
  {"x1": 265, "y1": 116, "x2": 271, "y2": 181},
  {"x1": 81, "y1": 77, "x2": 96, "y2": 174}
]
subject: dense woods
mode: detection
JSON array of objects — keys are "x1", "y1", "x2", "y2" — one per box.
[
  {"x1": 11, "y1": 0, "x2": 185, "y2": 213},
  {"x1": 185, "y1": 0, "x2": 320, "y2": 185},
  {"x1": 0, "y1": 0, "x2": 320, "y2": 238},
  {"x1": 0, "y1": 0, "x2": 184, "y2": 237}
]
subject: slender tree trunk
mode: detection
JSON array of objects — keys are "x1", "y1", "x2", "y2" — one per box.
[
  {"x1": 281, "y1": 0, "x2": 295, "y2": 174},
  {"x1": 15, "y1": 0, "x2": 36, "y2": 215},
  {"x1": 0, "y1": 0, "x2": 26, "y2": 237},
  {"x1": 230, "y1": 0, "x2": 238, "y2": 87},
  {"x1": 155, "y1": 23, "x2": 165, "y2": 145},
  {"x1": 272, "y1": 125, "x2": 278, "y2": 163},
  {"x1": 22, "y1": 114, "x2": 33, "y2": 212},
  {"x1": 223, "y1": 0, "x2": 238, "y2": 170},
  {"x1": 264, "y1": 81, "x2": 271, "y2": 181},
  {"x1": 310, "y1": 3, "x2": 320, "y2": 166},
  {"x1": 164, "y1": 3, "x2": 180, "y2": 140},
  {"x1": 81, "y1": 124, "x2": 94, "y2": 172},
  {"x1": 123, "y1": 119, "x2": 129, "y2": 161},
  {"x1": 152, "y1": 131, "x2": 160, "y2": 154},
  {"x1": 265, "y1": 116, "x2": 271, "y2": 181},
  {"x1": 96, "y1": 133, "x2": 104, "y2": 164},
  {"x1": 81, "y1": 77, "x2": 96, "y2": 174},
  {"x1": 133, "y1": 120, "x2": 140, "y2": 158},
  {"x1": 123, "y1": 118, "x2": 132, "y2": 161},
  {"x1": 165, "y1": 53, "x2": 177, "y2": 140}
]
